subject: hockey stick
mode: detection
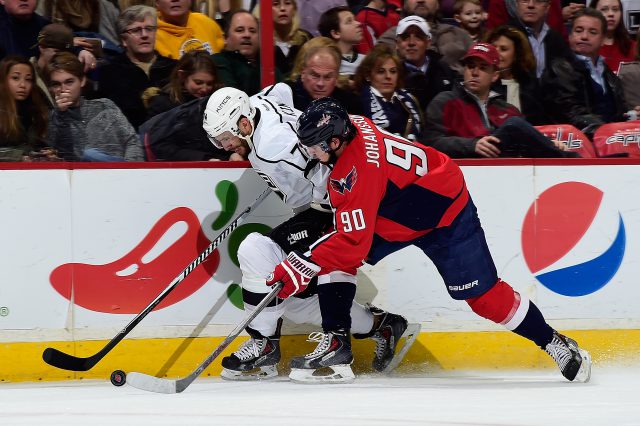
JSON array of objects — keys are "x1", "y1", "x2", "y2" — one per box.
[
  {"x1": 42, "y1": 188, "x2": 272, "y2": 372},
  {"x1": 125, "y1": 281, "x2": 283, "y2": 393}
]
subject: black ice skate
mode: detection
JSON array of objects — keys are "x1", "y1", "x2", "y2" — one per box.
[
  {"x1": 356, "y1": 304, "x2": 421, "y2": 373},
  {"x1": 220, "y1": 326, "x2": 280, "y2": 381},
  {"x1": 288, "y1": 330, "x2": 355, "y2": 384},
  {"x1": 544, "y1": 331, "x2": 591, "y2": 382}
]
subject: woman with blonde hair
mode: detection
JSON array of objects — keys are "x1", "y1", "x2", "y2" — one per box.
[
  {"x1": 0, "y1": 56, "x2": 51, "y2": 161},
  {"x1": 353, "y1": 44, "x2": 423, "y2": 140},
  {"x1": 254, "y1": 0, "x2": 313, "y2": 78},
  {"x1": 486, "y1": 25, "x2": 551, "y2": 125}
]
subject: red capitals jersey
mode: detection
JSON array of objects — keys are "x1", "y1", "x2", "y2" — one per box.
[{"x1": 309, "y1": 115, "x2": 469, "y2": 275}]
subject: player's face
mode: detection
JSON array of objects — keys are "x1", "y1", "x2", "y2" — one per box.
[
  {"x1": 301, "y1": 141, "x2": 331, "y2": 162},
  {"x1": 216, "y1": 131, "x2": 249, "y2": 155}
]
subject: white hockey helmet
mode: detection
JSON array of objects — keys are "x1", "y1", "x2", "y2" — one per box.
[{"x1": 203, "y1": 87, "x2": 256, "y2": 149}]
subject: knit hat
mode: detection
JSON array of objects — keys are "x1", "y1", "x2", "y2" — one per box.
[
  {"x1": 462, "y1": 42, "x2": 500, "y2": 67},
  {"x1": 36, "y1": 24, "x2": 74, "y2": 50}
]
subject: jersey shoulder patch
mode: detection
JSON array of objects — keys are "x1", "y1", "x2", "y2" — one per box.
[{"x1": 330, "y1": 166, "x2": 358, "y2": 194}]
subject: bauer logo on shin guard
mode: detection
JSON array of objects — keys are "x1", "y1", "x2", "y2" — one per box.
[{"x1": 448, "y1": 279, "x2": 479, "y2": 292}]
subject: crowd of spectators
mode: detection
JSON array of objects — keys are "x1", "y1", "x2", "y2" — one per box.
[{"x1": 2, "y1": 0, "x2": 640, "y2": 162}]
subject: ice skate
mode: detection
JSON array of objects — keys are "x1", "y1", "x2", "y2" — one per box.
[
  {"x1": 288, "y1": 330, "x2": 355, "y2": 384},
  {"x1": 544, "y1": 331, "x2": 591, "y2": 383},
  {"x1": 220, "y1": 327, "x2": 280, "y2": 381},
  {"x1": 379, "y1": 322, "x2": 421, "y2": 373},
  {"x1": 356, "y1": 304, "x2": 420, "y2": 373}
]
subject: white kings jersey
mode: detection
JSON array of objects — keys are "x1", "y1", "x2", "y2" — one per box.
[{"x1": 249, "y1": 83, "x2": 330, "y2": 211}]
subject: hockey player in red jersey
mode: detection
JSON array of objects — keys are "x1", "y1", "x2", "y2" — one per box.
[{"x1": 267, "y1": 97, "x2": 592, "y2": 383}]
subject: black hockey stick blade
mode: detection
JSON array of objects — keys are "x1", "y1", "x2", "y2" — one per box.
[
  {"x1": 42, "y1": 188, "x2": 272, "y2": 371},
  {"x1": 43, "y1": 344, "x2": 111, "y2": 372},
  {"x1": 126, "y1": 282, "x2": 283, "y2": 394}
]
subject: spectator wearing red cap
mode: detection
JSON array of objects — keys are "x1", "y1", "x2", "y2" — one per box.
[{"x1": 421, "y1": 42, "x2": 575, "y2": 158}]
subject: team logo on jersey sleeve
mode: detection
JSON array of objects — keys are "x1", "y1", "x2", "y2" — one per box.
[{"x1": 330, "y1": 166, "x2": 357, "y2": 194}]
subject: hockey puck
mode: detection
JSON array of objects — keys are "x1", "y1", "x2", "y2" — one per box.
[{"x1": 110, "y1": 370, "x2": 126, "y2": 387}]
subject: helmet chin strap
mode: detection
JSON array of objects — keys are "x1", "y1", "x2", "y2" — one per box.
[{"x1": 238, "y1": 117, "x2": 257, "y2": 151}]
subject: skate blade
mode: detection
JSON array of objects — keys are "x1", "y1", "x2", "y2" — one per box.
[
  {"x1": 220, "y1": 365, "x2": 278, "y2": 381},
  {"x1": 383, "y1": 323, "x2": 422, "y2": 373},
  {"x1": 574, "y1": 349, "x2": 592, "y2": 383},
  {"x1": 289, "y1": 365, "x2": 355, "y2": 384}
]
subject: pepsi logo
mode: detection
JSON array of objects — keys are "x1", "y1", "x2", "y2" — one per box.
[{"x1": 521, "y1": 182, "x2": 626, "y2": 296}]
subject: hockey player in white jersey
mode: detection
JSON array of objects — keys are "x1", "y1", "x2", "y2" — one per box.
[{"x1": 203, "y1": 86, "x2": 417, "y2": 382}]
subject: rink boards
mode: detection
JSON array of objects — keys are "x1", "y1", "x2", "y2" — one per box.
[{"x1": 0, "y1": 160, "x2": 639, "y2": 382}]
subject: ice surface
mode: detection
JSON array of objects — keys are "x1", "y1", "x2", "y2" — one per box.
[{"x1": 0, "y1": 367, "x2": 637, "y2": 426}]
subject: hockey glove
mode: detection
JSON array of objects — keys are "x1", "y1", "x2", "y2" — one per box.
[{"x1": 266, "y1": 251, "x2": 321, "y2": 299}]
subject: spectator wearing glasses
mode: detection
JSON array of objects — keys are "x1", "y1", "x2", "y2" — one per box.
[{"x1": 95, "y1": 5, "x2": 176, "y2": 129}]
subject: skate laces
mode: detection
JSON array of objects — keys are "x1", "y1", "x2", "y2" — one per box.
[
  {"x1": 545, "y1": 334, "x2": 573, "y2": 370},
  {"x1": 371, "y1": 328, "x2": 391, "y2": 360},
  {"x1": 305, "y1": 332, "x2": 332, "y2": 357},
  {"x1": 234, "y1": 338, "x2": 266, "y2": 361}
]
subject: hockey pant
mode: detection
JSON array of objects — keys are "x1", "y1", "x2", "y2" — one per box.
[{"x1": 238, "y1": 232, "x2": 373, "y2": 337}]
